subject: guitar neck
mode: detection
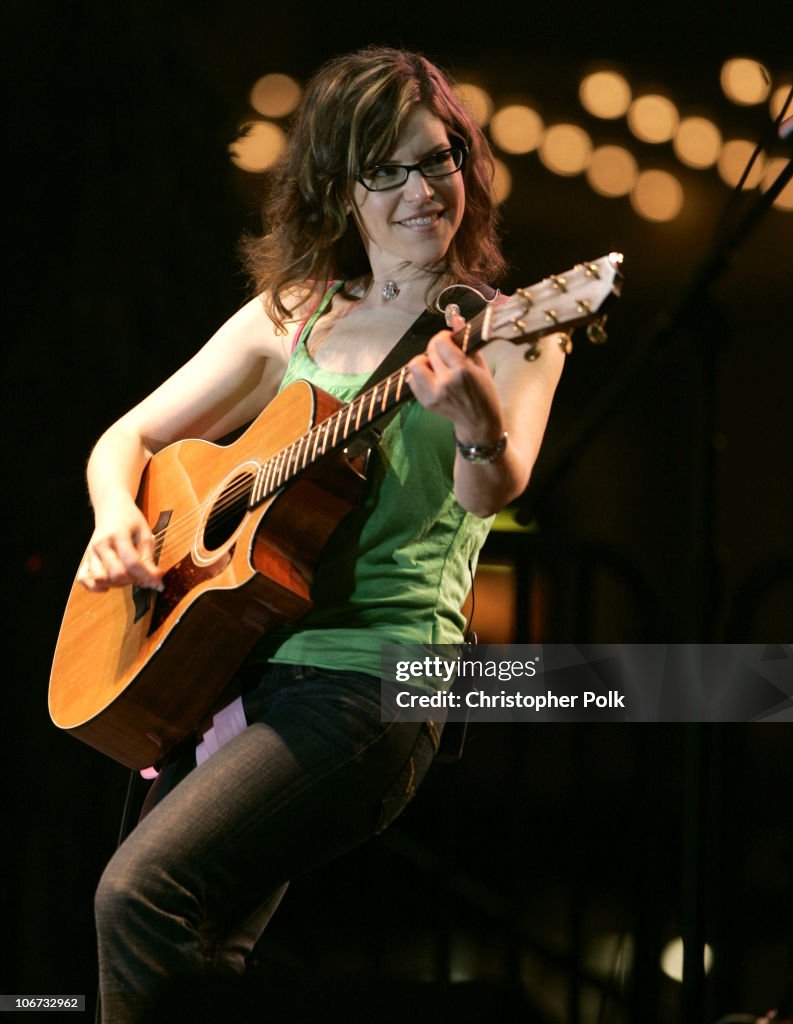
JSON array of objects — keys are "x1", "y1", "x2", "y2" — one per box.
[{"x1": 248, "y1": 363, "x2": 415, "y2": 508}]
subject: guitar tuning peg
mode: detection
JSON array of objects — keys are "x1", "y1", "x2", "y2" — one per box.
[
  {"x1": 557, "y1": 333, "x2": 573, "y2": 355},
  {"x1": 524, "y1": 342, "x2": 541, "y2": 361},
  {"x1": 586, "y1": 316, "x2": 608, "y2": 345}
]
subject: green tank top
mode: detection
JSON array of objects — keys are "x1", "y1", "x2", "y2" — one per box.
[{"x1": 258, "y1": 282, "x2": 494, "y2": 678}]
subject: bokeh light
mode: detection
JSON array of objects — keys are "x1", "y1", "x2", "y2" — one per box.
[
  {"x1": 717, "y1": 139, "x2": 765, "y2": 188},
  {"x1": 627, "y1": 94, "x2": 680, "y2": 143},
  {"x1": 586, "y1": 145, "x2": 638, "y2": 197},
  {"x1": 538, "y1": 124, "x2": 592, "y2": 176},
  {"x1": 720, "y1": 58, "x2": 771, "y2": 106},
  {"x1": 673, "y1": 116, "x2": 722, "y2": 169},
  {"x1": 491, "y1": 158, "x2": 512, "y2": 203},
  {"x1": 579, "y1": 70, "x2": 632, "y2": 119},
  {"x1": 660, "y1": 939, "x2": 714, "y2": 983},
  {"x1": 760, "y1": 157, "x2": 793, "y2": 211},
  {"x1": 249, "y1": 73, "x2": 302, "y2": 118},
  {"x1": 229, "y1": 121, "x2": 286, "y2": 172},
  {"x1": 630, "y1": 169, "x2": 684, "y2": 221},
  {"x1": 490, "y1": 105, "x2": 544, "y2": 154},
  {"x1": 769, "y1": 82, "x2": 792, "y2": 121},
  {"x1": 456, "y1": 83, "x2": 494, "y2": 126}
]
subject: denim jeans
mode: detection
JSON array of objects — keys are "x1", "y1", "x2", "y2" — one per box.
[{"x1": 94, "y1": 663, "x2": 441, "y2": 1023}]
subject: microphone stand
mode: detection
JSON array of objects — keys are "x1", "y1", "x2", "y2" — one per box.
[{"x1": 515, "y1": 118, "x2": 791, "y2": 1024}]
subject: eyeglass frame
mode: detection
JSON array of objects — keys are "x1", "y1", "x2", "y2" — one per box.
[{"x1": 355, "y1": 144, "x2": 469, "y2": 192}]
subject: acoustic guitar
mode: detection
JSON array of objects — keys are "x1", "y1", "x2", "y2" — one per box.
[{"x1": 49, "y1": 253, "x2": 623, "y2": 768}]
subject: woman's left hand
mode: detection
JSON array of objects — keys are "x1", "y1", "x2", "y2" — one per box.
[
  {"x1": 405, "y1": 314, "x2": 566, "y2": 518},
  {"x1": 406, "y1": 328, "x2": 505, "y2": 446}
]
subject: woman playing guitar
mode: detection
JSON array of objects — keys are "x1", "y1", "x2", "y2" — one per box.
[{"x1": 83, "y1": 47, "x2": 565, "y2": 1021}]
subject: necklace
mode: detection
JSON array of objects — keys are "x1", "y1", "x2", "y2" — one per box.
[{"x1": 381, "y1": 280, "x2": 400, "y2": 302}]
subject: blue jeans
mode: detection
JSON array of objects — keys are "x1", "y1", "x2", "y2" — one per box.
[{"x1": 94, "y1": 663, "x2": 441, "y2": 1023}]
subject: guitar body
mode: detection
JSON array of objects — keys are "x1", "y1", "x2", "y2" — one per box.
[{"x1": 48, "y1": 380, "x2": 367, "y2": 769}]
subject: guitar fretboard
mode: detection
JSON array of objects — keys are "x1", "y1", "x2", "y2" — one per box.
[{"x1": 248, "y1": 363, "x2": 415, "y2": 507}]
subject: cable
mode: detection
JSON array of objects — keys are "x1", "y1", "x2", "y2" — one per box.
[
  {"x1": 94, "y1": 769, "x2": 140, "y2": 1024},
  {"x1": 464, "y1": 557, "x2": 477, "y2": 643},
  {"x1": 116, "y1": 769, "x2": 139, "y2": 847},
  {"x1": 712, "y1": 83, "x2": 793, "y2": 253}
]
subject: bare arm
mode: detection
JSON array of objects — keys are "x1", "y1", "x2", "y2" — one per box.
[
  {"x1": 80, "y1": 296, "x2": 293, "y2": 591},
  {"x1": 406, "y1": 326, "x2": 565, "y2": 518}
]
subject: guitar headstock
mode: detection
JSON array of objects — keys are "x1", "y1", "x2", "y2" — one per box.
[{"x1": 479, "y1": 252, "x2": 624, "y2": 359}]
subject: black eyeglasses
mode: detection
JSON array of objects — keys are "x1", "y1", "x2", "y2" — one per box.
[{"x1": 356, "y1": 145, "x2": 468, "y2": 192}]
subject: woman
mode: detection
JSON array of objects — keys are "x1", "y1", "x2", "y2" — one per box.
[{"x1": 84, "y1": 47, "x2": 565, "y2": 1021}]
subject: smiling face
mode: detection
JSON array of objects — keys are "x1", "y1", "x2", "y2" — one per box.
[{"x1": 350, "y1": 105, "x2": 466, "y2": 282}]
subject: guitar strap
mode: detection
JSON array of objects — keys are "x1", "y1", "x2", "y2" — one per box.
[
  {"x1": 356, "y1": 284, "x2": 496, "y2": 397},
  {"x1": 353, "y1": 285, "x2": 496, "y2": 765},
  {"x1": 349, "y1": 285, "x2": 496, "y2": 455}
]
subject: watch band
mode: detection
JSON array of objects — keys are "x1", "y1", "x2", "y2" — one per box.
[{"x1": 454, "y1": 432, "x2": 508, "y2": 464}]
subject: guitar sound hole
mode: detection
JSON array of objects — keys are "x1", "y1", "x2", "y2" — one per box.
[{"x1": 204, "y1": 473, "x2": 254, "y2": 551}]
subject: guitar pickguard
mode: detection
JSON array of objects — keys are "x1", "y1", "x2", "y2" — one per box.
[{"x1": 148, "y1": 548, "x2": 233, "y2": 635}]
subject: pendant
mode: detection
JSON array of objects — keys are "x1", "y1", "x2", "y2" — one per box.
[{"x1": 381, "y1": 280, "x2": 400, "y2": 302}]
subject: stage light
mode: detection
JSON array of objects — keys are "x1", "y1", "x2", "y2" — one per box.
[
  {"x1": 627, "y1": 94, "x2": 679, "y2": 144},
  {"x1": 456, "y1": 83, "x2": 494, "y2": 126},
  {"x1": 491, "y1": 158, "x2": 512, "y2": 203},
  {"x1": 717, "y1": 139, "x2": 765, "y2": 188},
  {"x1": 586, "y1": 145, "x2": 638, "y2": 197},
  {"x1": 229, "y1": 121, "x2": 286, "y2": 173},
  {"x1": 630, "y1": 169, "x2": 684, "y2": 221},
  {"x1": 760, "y1": 157, "x2": 793, "y2": 211},
  {"x1": 249, "y1": 73, "x2": 302, "y2": 118},
  {"x1": 673, "y1": 116, "x2": 722, "y2": 169},
  {"x1": 579, "y1": 70, "x2": 632, "y2": 119},
  {"x1": 538, "y1": 124, "x2": 592, "y2": 176},
  {"x1": 660, "y1": 938, "x2": 714, "y2": 982},
  {"x1": 490, "y1": 104, "x2": 544, "y2": 154},
  {"x1": 720, "y1": 58, "x2": 771, "y2": 106}
]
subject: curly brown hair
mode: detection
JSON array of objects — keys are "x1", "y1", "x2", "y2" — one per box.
[{"x1": 241, "y1": 46, "x2": 506, "y2": 331}]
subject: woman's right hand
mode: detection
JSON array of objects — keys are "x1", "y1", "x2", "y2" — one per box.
[{"x1": 78, "y1": 491, "x2": 163, "y2": 593}]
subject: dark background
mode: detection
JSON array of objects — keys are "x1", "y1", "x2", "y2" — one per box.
[{"x1": 4, "y1": 1, "x2": 792, "y2": 1021}]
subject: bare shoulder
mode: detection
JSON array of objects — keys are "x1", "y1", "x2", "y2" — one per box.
[
  {"x1": 198, "y1": 284, "x2": 325, "y2": 378},
  {"x1": 213, "y1": 291, "x2": 303, "y2": 364}
]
